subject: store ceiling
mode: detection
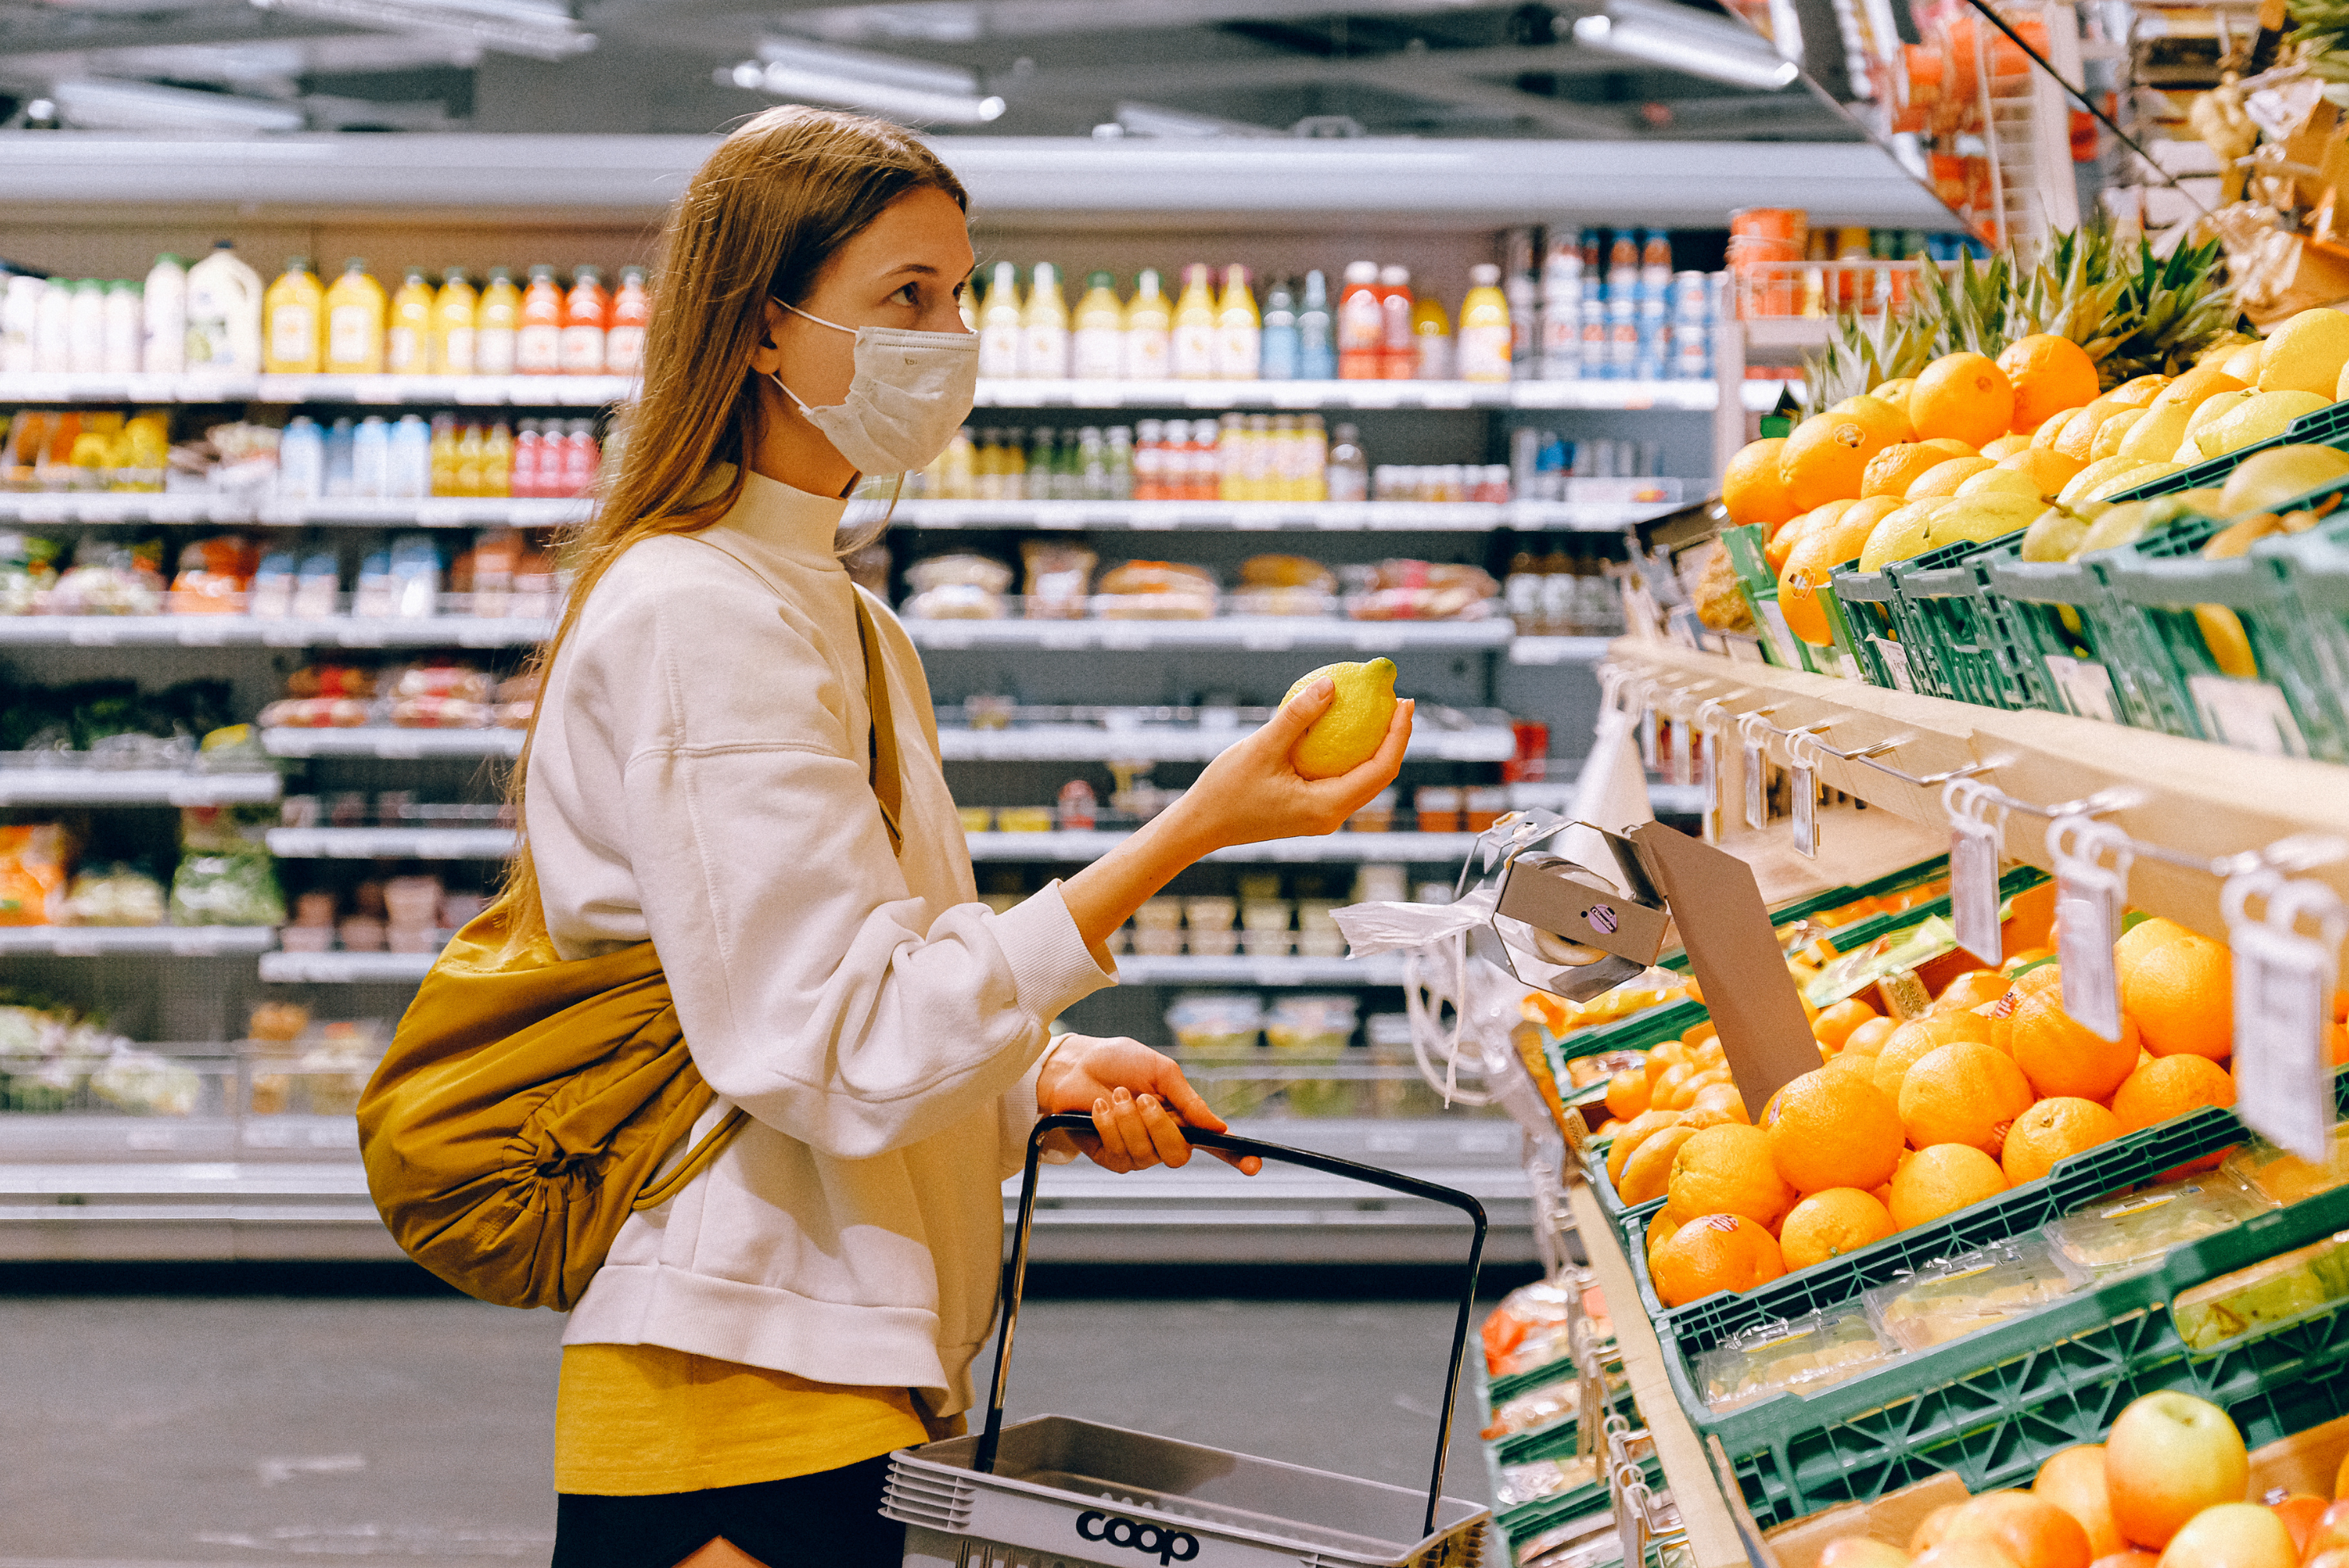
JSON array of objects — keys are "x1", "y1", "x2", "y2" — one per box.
[{"x1": 0, "y1": 0, "x2": 1860, "y2": 141}]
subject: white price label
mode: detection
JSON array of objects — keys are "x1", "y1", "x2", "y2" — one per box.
[
  {"x1": 1950, "y1": 821, "x2": 2002, "y2": 966},
  {"x1": 1699, "y1": 729, "x2": 1723, "y2": 845},
  {"x1": 2188, "y1": 676, "x2": 2311, "y2": 758},
  {"x1": 1669, "y1": 718, "x2": 1692, "y2": 788},
  {"x1": 1755, "y1": 598, "x2": 1803, "y2": 669},
  {"x1": 2055, "y1": 887, "x2": 2121, "y2": 1039},
  {"x1": 1639, "y1": 707, "x2": 1658, "y2": 771},
  {"x1": 1743, "y1": 740, "x2": 1766, "y2": 831},
  {"x1": 2227, "y1": 875, "x2": 2345, "y2": 1162},
  {"x1": 1791, "y1": 763, "x2": 1817, "y2": 857},
  {"x1": 1872, "y1": 637, "x2": 1916, "y2": 693},
  {"x1": 2043, "y1": 655, "x2": 2119, "y2": 723}
]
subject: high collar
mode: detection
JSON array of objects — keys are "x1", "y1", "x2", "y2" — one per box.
[{"x1": 708, "y1": 465, "x2": 850, "y2": 572}]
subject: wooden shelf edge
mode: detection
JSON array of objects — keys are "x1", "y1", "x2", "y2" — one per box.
[
  {"x1": 1607, "y1": 639, "x2": 2349, "y2": 946},
  {"x1": 1565, "y1": 1179, "x2": 1749, "y2": 1568}
]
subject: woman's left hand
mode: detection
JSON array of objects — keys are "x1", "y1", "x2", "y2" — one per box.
[{"x1": 1036, "y1": 1034, "x2": 1262, "y2": 1175}]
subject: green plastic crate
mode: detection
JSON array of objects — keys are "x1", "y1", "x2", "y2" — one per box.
[
  {"x1": 1679, "y1": 1177, "x2": 2349, "y2": 1527},
  {"x1": 1739, "y1": 578, "x2": 1820, "y2": 673},
  {"x1": 1823, "y1": 563, "x2": 1922, "y2": 693},
  {"x1": 1986, "y1": 527, "x2": 2205, "y2": 734},
  {"x1": 1720, "y1": 523, "x2": 1776, "y2": 594},
  {"x1": 1889, "y1": 537, "x2": 2060, "y2": 713},
  {"x1": 2273, "y1": 518, "x2": 2349, "y2": 756},
  {"x1": 2094, "y1": 393, "x2": 2349, "y2": 504}
]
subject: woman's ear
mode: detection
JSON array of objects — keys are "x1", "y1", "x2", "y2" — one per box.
[{"x1": 746, "y1": 297, "x2": 791, "y2": 375}]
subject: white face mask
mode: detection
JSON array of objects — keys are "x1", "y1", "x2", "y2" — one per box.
[{"x1": 769, "y1": 301, "x2": 978, "y2": 478}]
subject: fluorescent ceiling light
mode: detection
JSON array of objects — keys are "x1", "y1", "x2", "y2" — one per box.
[
  {"x1": 248, "y1": 0, "x2": 594, "y2": 60},
  {"x1": 49, "y1": 76, "x2": 307, "y2": 133},
  {"x1": 1570, "y1": 2, "x2": 1799, "y2": 90},
  {"x1": 1111, "y1": 101, "x2": 1278, "y2": 138},
  {"x1": 728, "y1": 38, "x2": 1004, "y2": 124}
]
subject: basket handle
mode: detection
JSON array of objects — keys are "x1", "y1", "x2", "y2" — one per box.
[{"x1": 975, "y1": 1111, "x2": 1490, "y2": 1542}]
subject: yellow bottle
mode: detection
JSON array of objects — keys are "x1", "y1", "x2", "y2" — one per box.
[
  {"x1": 1410, "y1": 294, "x2": 1454, "y2": 380},
  {"x1": 482, "y1": 420, "x2": 513, "y2": 498},
  {"x1": 1071, "y1": 272, "x2": 1125, "y2": 382},
  {"x1": 1020, "y1": 262, "x2": 1069, "y2": 380},
  {"x1": 1171, "y1": 264, "x2": 1217, "y2": 380},
  {"x1": 454, "y1": 421, "x2": 486, "y2": 498},
  {"x1": 323, "y1": 258, "x2": 387, "y2": 375},
  {"x1": 387, "y1": 268, "x2": 434, "y2": 375},
  {"x1": 475, "y1": 267, "x2": 521, "y2": 376},
  {"x1": 1457, "y1": 262, "x2": 1512, "y2": 383},
  {"x1": 429, "y1": 414, "x2": 459, "y2": 496},
  {"x1": 432, "y1": 268, "x2": 478, "y2": 375},
  {"x1": 978, "y1": 262, "x2": 1023, "y2": 379},
  {"x1": 263, "y1": 257, "x2": 323, "y2": 375},
  {"x1": 1123, "y1": 269, "x2": 1170, "y2": 383},
  {"x1": 1214, "y1": 264, "x2": 1261, "y2": 380}
]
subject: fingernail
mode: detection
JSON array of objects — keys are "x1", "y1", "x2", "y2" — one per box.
[
  {"x1": 1138, "y1": 1094, "x2": 1158, "y2": 1111},
  {"x1": 1112, "y1": 1086, "x2": 1132, "y2": 1104},
  {"x1": 1314, "y1": 677, "x2": 1334, "y2": 699},
  {"x1": 1093, "y1": 1098, "x2": 1109, "y2": 1114}
]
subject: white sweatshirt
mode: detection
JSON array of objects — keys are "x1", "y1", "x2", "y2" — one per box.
[{"x1": 525, "y1": 467, "x2": 1115, "y2": 1415}]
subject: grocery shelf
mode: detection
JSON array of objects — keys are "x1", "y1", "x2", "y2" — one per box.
[
  {"x1": 968, "y1": 832, "x2": 1479, "y2": 863},
  {"x1": 0, "y1": 615, "x2": 553, "y2": 649},
  {"x1": 0, "y1": 926, "x2": 276, "y2": 957},
  {"x1": 0, "y1": 767, "x2": 280, "y2": 807},
  {"x1": 0, "y1": 493, "x2": 593, "y2": 527},
  {"x1": 262, "y1": 727, "x2": 523, "y2": 759},
  {"x1": 969, "y1": 378, "x2": 1711, "y2": 411},
  {"x1": 903, "y1": 616, "x2": 1514, "y2": 653},
  {"x1": 258, "y1": 950, "x2": 438, "y2": 983},
  {"x1": 265, "y1": 827, "x2": 517, "y2": 859},
  {"x1": 254, "y1": 944, "x2": 1403, "y2": 987},
  {"x1": 938, "y1": 723, "x2": 1516, "y2": 763},
  {"x1": 1506, "y1": 636, "x2": 1616, "y2": 665},
  {"x1": 891, "y1": 499, "x2": 1672, "y2": 532}
]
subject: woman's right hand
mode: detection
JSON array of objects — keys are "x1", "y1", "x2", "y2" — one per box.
[{"x1": 1172, "y1": 678, "x2": 1413, "y2": 853}]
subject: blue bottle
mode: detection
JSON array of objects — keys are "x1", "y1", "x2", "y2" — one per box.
[
  {"x1": 323, "y1": 417, "x2": 355, "y2": 498},
  {"x1": 1260, "y1": 277, "x2": 1299, "y2": 381},
  {"x1": 1296, "y1": 269, "x2": 1335, "y2": 381},
  {"x1": 278, "y1": 415, "x2": 323, "y2": 500}
]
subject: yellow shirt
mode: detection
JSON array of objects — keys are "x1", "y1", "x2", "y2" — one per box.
[{"x1": 555, "y1": 1342, "x2": 930, "y2": 1495}]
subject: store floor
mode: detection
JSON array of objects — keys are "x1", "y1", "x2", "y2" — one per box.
[{"x1": 0, "y1": 1275, "x2": 1498, "y2": 1566}]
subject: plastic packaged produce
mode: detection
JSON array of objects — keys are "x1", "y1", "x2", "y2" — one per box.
[
  {"x1": 0, "y1": 824, "x2": 71, "y2": 926},
  {"x1": 1018, "y1": 541, "x2": 1094, "y2": 620},
  {"x1": 1863, "y1": 1237, "x2": 2090, "y2": 1352},
  {"x1": 1265, "y1": 994, "x2": 1359, "y2": 1050},
  {"x1": 1094, "y1": 559, "x2": 1216, "y2": 619},
  {"x1": 60, "y1": 863, "x2": 166, "y2": 927},
  {"x1": 168, "y1": 536, "x2": 256, "y2": 613},
  {"x1": 90, "y1": 1046, "x2": 202, "y2": 1116},
  {"x1": 1494, "y1": 1455, "x2": 1601, "y2": 1509},
  {"x1": 2226, "y1": 1130, "x2": 2349, "y2": 1205},
  {"x1": 47, "y1": 538, "x2": 166, "y2": 615},
  {"x1": 1480, "y1": 1378, "x2": 1581, "y2": 1441},
  {"x1": 2047, "y1": 1174, "x2": 2274, "y2": 1280},
  {"x1": 903, "y1": 553, "x2": 1012, "y2": 619},
  {"x1": 1165, "y1": 993, "x2": 1264, "y2": 1051},
  {"x1": 1695, "y1": 1307, "x2": 1897, "y2": 1412},
  {"x1": 1341, "y1": 559, "x2": 1499, "y2": 621},
  {"x1": 168, "y1": 847, "x2": 284, "y2": 927},
  {"x1": 2173, "y1": 1230, "x2": 2349, "y2": 1351}
]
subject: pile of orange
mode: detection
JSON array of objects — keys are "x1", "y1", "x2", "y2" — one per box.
[{"x1": 1593, "y1": 907, "x2": 2349, "y2": 1310}]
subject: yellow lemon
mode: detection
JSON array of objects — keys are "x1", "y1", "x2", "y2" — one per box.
[
  {"x1": 1858, "y1": 498, "x2": 1954, "y2": 571},
  {"x1": 2085, "y1": 459, "x2": 2180, "y2": 502},
  {"x1": 1905, "y1": 455, "x2": 1995, "y2": 498},
  {"x1": 2221, "y1": 342, "x2": 2265, "y2": 383},
  {"x1": 2148, "y1": 365, "x2": 2247, "y2": 411},
  {"x1": 2182, "y1": 388, "x2": 2260, "y2": 459},
  {"x1": 1980, "y1": 433, "x2": 2034, "y2": 459},
  {"x1": 1284, "y1": 658, "x2": 1399, "y2": 778},
  {"x1": 2204, "y1": 389, "x2": 2331, "y2": 457},
  {"x1": 2257, "y1": 308, "x2": 2349, "y2": 395},
  {"x1": 2089, "y1": 407, "x2": 2148, "y2": 461},
  {"x1": 2117, "y1": 403, "x2": 2192, "y2": 460},
  {"x1": 2057, "y1": 456, "x2": 2153, "y2": 506},
  {"x1": 1954, "y1": 467, "x2": 2044, "y2": 502},
  {"x1": 2108, "y1": 374, "x2": 2171, "y2": 407}
]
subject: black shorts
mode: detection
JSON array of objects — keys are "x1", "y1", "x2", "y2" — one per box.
[{"x1": 550, "y1": 1455, "x2": 903, "y2": 1568}]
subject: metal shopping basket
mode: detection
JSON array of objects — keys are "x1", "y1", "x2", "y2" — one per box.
[{"x1": 882, "y1": 1111, "x2": 1493, "y2": 1568}]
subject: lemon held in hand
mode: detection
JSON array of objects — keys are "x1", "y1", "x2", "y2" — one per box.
[{"x1": 1283, "y1": 658, "x2": 1399, "y2": 779}]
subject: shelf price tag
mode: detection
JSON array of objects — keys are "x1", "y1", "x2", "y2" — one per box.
[
  {"x1": 1943, "y1": 778, "x2": 2007, "y2": 967},
  {"x1": 2225, "y1": 867, "x2": 2347, "y2": 1162},
  {"x1": 1737, "y1": 712, "x2": 1772, "y2": 832},
  {"x1": 2048, "y1": 814, "x2": 2133, "y2": 1041},
  {"x1": 1668, "y1": 709, "x2": 1693, "y2": 788},
  {"x1": 1693, "y1": 700, "x2": 1728, "y2": 846},
  {"x1": 1789, "y1": 741, "x2": 1818, "y2": 859}
]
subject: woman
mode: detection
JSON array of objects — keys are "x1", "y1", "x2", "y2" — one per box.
[{"x1": 516, "y1": 105, "x2": 1411, "y2": 1568}]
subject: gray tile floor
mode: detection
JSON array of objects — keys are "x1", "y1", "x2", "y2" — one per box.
[{"x1": 0, "y1": 1288, "x2": 1495, "y2": 1567}]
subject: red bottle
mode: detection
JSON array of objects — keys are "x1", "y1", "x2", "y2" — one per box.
[
  {"x1": 605, "y1": 265, "x2": 649, "y2": 375},
  {"x1": 516, "y1": 265, "x2": 563, "y2": 375},
  {"x1": 561, "y1": 420, "x2": 599, "y2": 497},
  {"x1": 1377, "y1": 265, "x2": 1415, "y2": 379},
  {"x1": 1336, "y1": 260, "x2": 1383, "y2": 381},
  {"x1": 561, "y1": 266, "x2": 609, "y2": 375},
  {"x1": 510, "y1": 420, "x2": 542, "y2": 499}
]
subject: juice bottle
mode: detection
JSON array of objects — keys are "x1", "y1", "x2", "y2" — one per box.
[
  {"x1": 1070, "y1": 272, "x2": 1124, "y2": 381},
  {"x1": 482, "y1": 420, "x2": 514, "y2": 498},
  {"x1": 939, "y1": 426, "x2": 976, "y2": 498},
  {"x1": 605, "y1": 265, "x2": 649, "y2": 376},
  {"x1": 454, "y1": 421, "x2": 486, "y2": 497},
  {"x1": 66, "y1": 280, "x2": 105, "y2": 375},
  {"x1": 1019, "y1": 261, "x2": 1069, "y2": 381},
  {"x1": 1335, "y1": 261, "x2": 1382, "y2": 379},
  {"x1": 1296, "y1": 270, "x2": 1334, "y2": 381},
  {"x1": 185, "y1": 240, "x2": 263, "y2": 373},
  {"x1": 1213, "y1": 264, "x2": 1260, "y2": 380},
  {"x1": 102, "y1": 281, "x2": 140, "y2": 375},
  {"x1": 323, "y1": 259, "x2": 387, "y2": 375},
  {"x1": 1326, "y1": 422, "x2": 1367, "y2": 502},
  {"x1": 475, "y1": 268, "x2": 521, "y2": 375},
  {"x1": 264, "y1": 257, "x2": 323, "y2": 375},
  {"x1": 1411, "y1": 291, "x2": 1454, "y2": 380},
  {"x1": 1375, "y1": 265, "x2": 1414, "y2": 380},
  {"x1": 1458, "y1": 264, "x2": 1513, "y2": 383},
  {"x1": 561, "y1": 265, "x2": 609, "y2": 375},
  {"x1": 387, "y1": 268, "x2": 434, "y2": 375},
  {"x1": 1641, "y1": 228, "x2": 1673, "y2": 301},
  {"x1": 516, "y1": 265, "x2": 564, "y2": 374},
  {"x1": 977, "y1": 262, "x2": 1022, "y2": 379},
  {"x1": 429, "y1": 413, "x2": 459, "y2": 496},
  {"x1": 1607, "y1": 230, "x2": 1639, "y2": 301},
  {"x1": 433, "y1": 268, "x2": 478, "y2": 375},
  {"x1": 1301, "y1": 413, "x2": 1329, "y2": 500},
  {"x1": 1259, "y1": 278, "x2": 1298, "y2": 381},
  {"x1": 510, "y1": 420, "x2": 542, "y2": 498},
  {"x1": 1170, "y1": 264, "x2": 1217, "y2": 380},
  {"x1": 563, "y1": 420, "x2": 599, "y2": 494},
  {"x1": 1122, "y1": 268, "x2": 1171, "y2": 381},
  {"x1": 143, "y1": 253, "x2": 186, "y2": 375}
]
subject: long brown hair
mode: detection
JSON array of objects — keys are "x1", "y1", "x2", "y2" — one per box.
[{"x1": 495, "y1": 105, "x2": 967, "y2": 951}]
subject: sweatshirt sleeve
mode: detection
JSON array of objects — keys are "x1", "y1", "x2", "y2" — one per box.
[{"x1": 577, "y1": 542, "x2": 1113, "y2": 1161}]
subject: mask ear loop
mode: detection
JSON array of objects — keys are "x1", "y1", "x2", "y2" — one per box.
[{"x1": 764, "y1": 297, "x2": 851, "y2": 419}]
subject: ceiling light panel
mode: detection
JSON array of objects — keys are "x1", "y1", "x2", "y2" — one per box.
[
  {"x1": 248, "y1": 0, "x2": 594, "y2": 59},
  {"x1": 49, "y1": 75, "x2": 307, "y2": 131}
]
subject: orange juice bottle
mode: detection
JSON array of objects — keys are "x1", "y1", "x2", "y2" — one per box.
[
  {"x1": 605, "y1": 265, "x2": 649, "y2": 375},
  {"x1": 1170, "y1": 264, "x2": 1216, "y2": 380},
  {"x1": 1457, "y1": 264, "x2": 1512, "y2": 383},
  {"x1": 323, "y1": 258, "x2": 386, "y2": 375},
  {"x1": 1214, "y1": 264, "x2": 1260, "y2": 380},
  {"x1": 263, "y1": 257, "x2": 323, "y2": 375},
  {"x1": 482, "y1": 420, "x2": 514, "y2": 497},
  {"x1": 516, "y1": 264, "x2": 563, "y2": 375},
  {"x1": 454, "y1": 421, "x2": 486, "y2": 496},
  {"x1": 475, "y1": 267, "x2": 520, "y2": 375},
  {"x1": 387, "y1": 267, "x2": 434, "y2": 375},
  {"x1": 432, "y1": 268, "x2": 478, "y2": 375},
  {"x1": 560, "y1": 265, "x2": 609, "y2": 374},
  {"x1": 1123, "y1": 268, "x2": 1171, "y2": 382}
]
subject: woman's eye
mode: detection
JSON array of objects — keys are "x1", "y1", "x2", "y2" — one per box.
[{"x1": 895, "y1": 283, "x2": 920, "y2": 306}]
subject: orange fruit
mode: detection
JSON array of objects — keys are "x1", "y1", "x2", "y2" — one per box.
[
  {"x1": 1821, "y1": 1050, "x2": 1881, "y2": 1084},
  {"x1": 2049, "y1": 398, "x2": 2121, "y2": 462},
  {"x1": 1782, "y1": 410, "x2": 1894, "y2": 510},
  {"x1": 1843, "y1": 1015, "x2": 1899, "y2": 1056},
  {"x1": 2033, "y1": 1445, "x2": 2125, "y2": 1558},
  {"x1": 1764, "y1": 1068, "x2": 1905, "y2": 1192},
  {"x1": 1982, "y1": 433, "x2": 2034, "y2": 459},
  {"x1": 1669, "y1": 1066, "x2": 1731, "y2": 1110},
  {"x1": 2110, "y1": 1054, "x2": 2236, "y2": 1132},
  {"x1": 2010, "y1": 988, "x2": 2141, "y2": 1101},
  {"x1": 1646, "y1": 1204, "x2": 1692, "y2": 1258},
  {"x1": 1691, "y1": 1081, "x2": 1752, "y2": 1122},
  {"x1": 1863, "y1": 442, "x2": 1953, "y2": 499},
  {"x1": 1604, "y1": 1067, "x2": 1651, "y2": 1121},
  {"x1": 1813, "y1": 996, "x2": 1882, "y2": 1051},
  {"x1": 2107, "y1": 374, "x2": 2170, "y2": 407},
  {"x1": 1779, "y1": 1187, "x2": 1897, "y2": 1269},
  {"x1": 1766, "y1": 501, "x2": 1845, "y2": 571},
  {"x1": 1995, "y1": 446, "x2": 2086, "y2": 497},
  {"x1": 1620, "y1": 1123, "x2": 1701, "y2": 1205},
  {"x1": 1945, "y1": 1489, "x2": 2093, "y2": 1568},
  {"x1": 1907, "y1": 455, "x2": 1996, "y2": 498},
  {"x1": 1874, "y1": 375, "x2": 1918, "y2": 409},
  {"x1": 1780, "y1": 495, "x2": 1901, "y2": 644},
  {"x1": 1604, "y1": 1109, "x2": 1679, "y2": 1187},
  {"x1": 1914, "y1": 1503, "x2": 1966, "y2": 1553},
  {"x1": 2002, "y1": 1097, "x2": 2124, "y2": 1185},
  {"x1": 1920, "y1": 436, "x2": 1978, "y2": 459},
  {"x1": 1934, "y1": 970, "x2": 2011, "y2": 1015},
  {"x1": 1891, "y1": 1142, "x2": 2010, "y2": 1227},
  {"x1": 1998, "y1": 334, "x2": 2101, "y2": 435},
  {"x1": 1724, "y1": 437, "x2": 1799, "y2": 528},
  {"x1": 1831, "y1": 393, "x2": 1915, "y2": 447},
  {"x1": 1668, "y1": 1123, "x2": 1795, "y2": 1228},
  {"x1": 2032, "y1": 407, "x2": 2078, "y2": 448},
  {"x1": 1652, "y1": 1061, "x2": 1694, "y2": 1106},
  {"x1": 1899, "y1": 1042, "x2": 2036, "y2": 1156},
  {"x1": 1874, "y1": 1011, "x2": 1997, "y2": 1101},
  {"x1": 1912, "y1": 351, "x2": 2018, "y2": 447},
  {"x1": 1649, "y1": 1213, "x2": 1785, "y2": 1307},
  {"x1": 2115, "y1": 916, "x2": 2234, "y2": 1061}
]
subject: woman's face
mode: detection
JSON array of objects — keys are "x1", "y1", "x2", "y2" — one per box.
[{"x1": 756, "y1": 184, "x2": 974, "y2": 411}]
